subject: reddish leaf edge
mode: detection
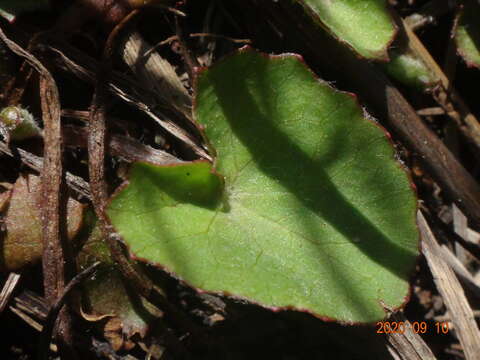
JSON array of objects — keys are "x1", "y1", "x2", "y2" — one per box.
[{"x1": 106, "y1": 46, "x2": 421, "y2": 325}]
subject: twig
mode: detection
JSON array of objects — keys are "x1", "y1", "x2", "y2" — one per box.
[
  {"x1": 88, "y1": 10, "x2": 157, "y2": 304},
  {"x1": 189, "y1": 33, "x2": 252, "y2": 44},
  {"x1": 0, "y1": 27, "x2": 77, "y2": 358},
  {"x1": 13, "y1": 290, "x2": 49, "y2": 323},
  {"x1": 419, "y1": 211, "x2": 480, "y2": 360},
  {"x1": 38, "y1": 262, "x2": 100, "y2": 360},
  {"x1": 88, "y1": 14, "x2": 201, "y2": 357},
  {"x1": 143, "y1": 35, "x2": 178, "y2": 57},
  {"x1": 174, "y1": 13, "x2": 200, "y2": 81}
]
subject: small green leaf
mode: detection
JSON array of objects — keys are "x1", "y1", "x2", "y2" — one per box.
[
  {"x1": 455, "y1": 0, "x2": 480, "y2": 68},
  {"x1": 108, "y1": 48, "x2": 419, "y2": 323},
  {"x1": 384, "y1": 49, "x2": 437, "y2": 89},
  {"x1": 296, "y1": 0, "x2": 396, "y2": 59}
]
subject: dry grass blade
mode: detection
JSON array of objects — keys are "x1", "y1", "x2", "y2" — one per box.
[
  {"x1": 438, "y1": 243, "x2": 480, "y2": 299},
  {"x1": 0, "y1": 273, "x2": 21, "y2": 314},
  {"x1": 47, "y1": 42, "x2": 210, "y2": 159},
  {"x1": 419, "y1": 211, "x2": 480, "y2": 360},
  {"x1": 0, "y1": 140, "x2": 91, "y2": 199},
  {"x1": 121, "y1": 31, "x2": 191, "y2": 119},
  {"x1": 64, "y1": 125, "x2": 184, "y2": 166},
  {"x1": 386, "y1": 312, "x2": 437, "y2": 360}
]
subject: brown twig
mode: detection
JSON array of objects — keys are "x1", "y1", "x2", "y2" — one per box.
[
  {"x1": 174, "y1": 13, "x2": 200, "y2": 81},
  {"x1": 88, "y1": 10, "x2": 155, "y2": 301},
  {"x1": 38, "y1": 262, "x2": 100, "y2": 360},
  {"x1": 87, "y1": 12, "x2": 201, "y2": 357},
  {"x1": 0, "y1": 27, "x2": 77, "y2": 358},
  {"x1": 189, "y1": 33, "x2": 252, "y2": 44}
]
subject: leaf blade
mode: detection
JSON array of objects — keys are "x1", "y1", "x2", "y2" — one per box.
[{"x1": 108, "y1": 48, "x2": 419, "y2": 323}]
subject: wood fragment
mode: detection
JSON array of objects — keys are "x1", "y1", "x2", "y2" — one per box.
[
  {"x1": 419, "y1": 211, "x2": 480, "y2": 360},
  {"x1": 453, "y1": 204, "x2": 474, "y2": 243}
]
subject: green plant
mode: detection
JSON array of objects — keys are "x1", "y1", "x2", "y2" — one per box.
[{"x1": 107, "y1": 47, "x2": 419, "y2": 323}]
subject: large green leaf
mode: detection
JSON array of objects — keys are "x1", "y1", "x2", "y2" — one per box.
[
  {"x1": 454, "y1": 0, "x2": 480, "y2": 68},
  {"x1": 296, "y1": 0, "x2": 396, "y2": 59},
  {"x1": 108, "y1": 48, "x2": 419, "y2": 323}
]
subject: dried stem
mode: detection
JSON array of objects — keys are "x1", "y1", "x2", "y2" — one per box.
[{"x1": 0, "y1": 27, "x2": 77, "y2": 358}]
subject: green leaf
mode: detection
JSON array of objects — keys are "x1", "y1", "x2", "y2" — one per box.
[
  {"x1": 455, "y1": 0, "x2": 480, "y2": 68},
  {"x1": 108, "y1": 48, "x2": 419, "y2": 323},
  {"x1": 296, "y1": 0, "x2": 396, "y2": 59},
  {"x1": 384, "y1": 49, "x2": 437, "y2": 89}
]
